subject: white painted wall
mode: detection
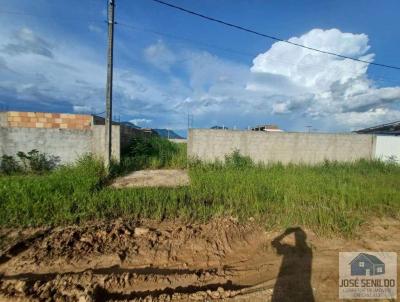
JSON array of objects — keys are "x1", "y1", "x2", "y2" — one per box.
[{"x1": 375, "y1": 136, "x2": 400, "y2": 163}]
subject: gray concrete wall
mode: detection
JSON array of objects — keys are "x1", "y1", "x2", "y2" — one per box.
[
  {"x1": 188, "y1": 129, "x2": 375, "y2": 164},
  {"x1": 0, "y1": 112, "x2": 7, "y2": 127},
  {"x1": 91, "y1": 125, "x2": 120, "y2": 162},
  {"x1": 0, "y1": 127, "x2": 92, "y2": 163},
  {"x1": 0, "y1": 125, "x2": 124, "y2": 164}
]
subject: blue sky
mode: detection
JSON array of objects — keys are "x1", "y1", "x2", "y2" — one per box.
[{"x1": 1, "y1": 0, "x2": 400, "y2": 136}]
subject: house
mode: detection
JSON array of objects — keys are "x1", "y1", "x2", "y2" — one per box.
[
  {"x1": 349, "y1": 253, "x2": 385, "y2": 276},
  {"x1": 251, "y1": 124, "x2": 283, "y2": 132},
  {"x1": 355, "y1": 121, "x2": 400, "y2": 136},
  {"x1": 210, "y1": 125, "x2": 229, "y2": 130}
]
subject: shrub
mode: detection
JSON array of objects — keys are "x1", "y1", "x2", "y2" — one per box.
[
  {"x1": 0, "y1": 149, "x2": 60, "y2": 175},
  {"x1": 17, "y1": 149, "x2": 60, "y2": 173},
  {"x1": 0, "y1": 155, "x2": 22, "y2": 174},
  {"x1": 225, "y1": 150, "x2": 253, "y2": 168}
]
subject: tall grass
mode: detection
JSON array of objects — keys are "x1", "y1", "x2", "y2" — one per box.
[
  {"x1": 0, "y1": 156, "x2": 106, "y2": 226},
  {"x1": 112, "y1": 136, "x2": 187, "y2": 175},
  {"x1": 0, "y1": 151, "x2": 399, "y2": 235}
]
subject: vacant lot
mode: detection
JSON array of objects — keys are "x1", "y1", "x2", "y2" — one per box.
[
  {"x1": 0, "y1": 153, "x2": 399, "y2": 235},
  {"x1": 0, "y1": 140, "x2": 399, "y2": 301}
]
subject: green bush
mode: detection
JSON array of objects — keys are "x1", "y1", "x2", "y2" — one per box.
[
  {"x1": 0, "y1": 149, "x2": 60, "y2": 175},
  {"x1": 17, "y1": 149, "x2": 60, "y2": 173},
  {"x1": 1, "y1": 155, "x2": 21, "y2": 174},
  {"x1": 225, "y1": 150, "x2": 253, "y2": 168}
]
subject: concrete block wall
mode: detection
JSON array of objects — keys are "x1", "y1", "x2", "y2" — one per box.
[
  {"x1": 0, "y1": 112, "x2": 7, "y2": 127},
  {"x1": 91, "y1": 125, "x2": 121, "y2": 162},
  {"x1": 0, "y1": 110, "x2": 159, "y2": 164},
  {"x1": 0, "y1": 111, "x2": 122, "y2": 163},
  {"x1": 188, "y1": 129, "x2": 376, "y2": 165},
  {"x1": 0, "y1": 127, "x2": 92, "y2": 164},
  {"x1": 5, "y1": 111, "x2": 92, "y2": 130}
]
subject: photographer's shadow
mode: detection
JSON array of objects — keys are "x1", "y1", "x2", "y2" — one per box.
[{"x1": 271, "y1": 227, "x2": 315, "y2": 302}]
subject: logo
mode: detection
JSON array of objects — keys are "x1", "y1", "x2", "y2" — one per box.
[{"x1": 339, "y1": 252, "x2": 397, "y2": 299}]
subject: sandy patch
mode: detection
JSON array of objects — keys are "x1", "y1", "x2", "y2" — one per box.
[{"x1": 111, "y1": 169, "x2": 190, "y2": 188}]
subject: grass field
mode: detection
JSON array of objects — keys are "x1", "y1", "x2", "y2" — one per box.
[{"x1": 0, "y1": 139, "x2": 399, "y2": 235}]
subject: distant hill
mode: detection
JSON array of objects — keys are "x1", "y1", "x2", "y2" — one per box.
[
  {"x1": 119, "y1": 122, "x2": 185, "y2": 139},
  {"x1": 120, "y1": 121, "x2": 141, "y2": 129},
  {"x1": 153, "y1": 129, "x2": 185, "y2": 139}
]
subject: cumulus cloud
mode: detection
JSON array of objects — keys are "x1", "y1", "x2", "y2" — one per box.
[
  {"x1": 334, "y1": 108, "x2": 400, "y2": 129},
  {"x1": 248, "y1": 28, "x2": 400, "y2": 128},
  {"x1": 1, "y1": 25, "x2": 399, "y2": 132}
]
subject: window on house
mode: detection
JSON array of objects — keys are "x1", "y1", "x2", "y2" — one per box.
[
  {"x1": 377, "y1": 267, "x2": 383, "y2": 273},
  {"x1": 359, "y1": 262, "x2": 364, "y2": 267}
]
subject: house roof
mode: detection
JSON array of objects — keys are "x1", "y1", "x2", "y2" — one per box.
[
  {"x1": 251, "y1": 124, "x2": 283, "y2": 132},
  {"x1": 355, "y1": 120, "x2": 400, "y2": 135},
  {"x1": 349, "y1": 253, "x2": 384, "y2": 265}
]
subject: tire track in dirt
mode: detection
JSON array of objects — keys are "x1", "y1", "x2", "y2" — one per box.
[{"x1": 1, "y1": 218, "x2": 400, "y2": 301}]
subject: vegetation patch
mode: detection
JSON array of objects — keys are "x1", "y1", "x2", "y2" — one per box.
[
  {"x1": 1, "y1": 149, "x2": 60, "y2": 174},
  {"x1": 0, "y1": 140, "x2": 399, "y2": 235},
  {"x1": 112, "y1": 136, "x2": 187, "y2": 175}
]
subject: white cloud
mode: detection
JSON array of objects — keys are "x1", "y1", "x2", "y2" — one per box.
[
  {"x1": 248, "y1": 28, "x2": 400, "y2": 128},
  {"x1": 144, "y1": 40, "x2": 177, "y2": 72},
  {"x1": 73, "y1": 105, "x2": 92, "y2": 113},
  {"x1": 130, "y1": 118, "x2": 152, "y2": 125},
  {"x1": 334, "y1": 108, "x2": 400, "y2": 129},
  {"x1": 1, "y1": 25, "x2": 399, "y2": 132},
  {"x1": 2, "y1": 27, "x2": 54, "y2": 58}
]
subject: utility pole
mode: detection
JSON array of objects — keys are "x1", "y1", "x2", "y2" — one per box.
[{"x1": 105, "y1": 0, "x2": 115, "y2": 169}]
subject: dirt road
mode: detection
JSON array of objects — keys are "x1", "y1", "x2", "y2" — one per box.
[{"x1": 0, "y1": 218, "x2": 399, "y2": 301}]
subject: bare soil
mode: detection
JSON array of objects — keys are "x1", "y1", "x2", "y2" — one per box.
[
  {"x1": 0, "y1": 218, "x2": 399, "y2": 302},
  {"x1": 111, "y1": 170, "x2": 190, "y2": 188}
]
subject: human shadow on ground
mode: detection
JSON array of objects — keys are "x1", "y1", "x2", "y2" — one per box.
[{"x1": 271, "y1": 227, "x2": 315, "y2": 302}]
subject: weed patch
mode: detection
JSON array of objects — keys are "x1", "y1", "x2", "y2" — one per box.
[{"x1": 0, "y1": 151, "x2": 399, "y2": 235}]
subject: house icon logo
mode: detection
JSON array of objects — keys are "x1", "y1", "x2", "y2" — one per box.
[
  {"x1": 349, "y1": 252, "x2": 385, "y2": 276},
  {"x1": 340, "y1": 252, "x2": 397, "y2": 299}
]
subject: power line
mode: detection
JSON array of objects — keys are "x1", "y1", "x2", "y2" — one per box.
[
  {"x1": 149, "y1": 0, "x2": 400, "y2": 71},
  {"x1": 117, "y1": 22, "x2": 400, "y2": 84}
]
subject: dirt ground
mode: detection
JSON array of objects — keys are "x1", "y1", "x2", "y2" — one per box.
[
  {"x1": 111, "y1": 170, "x2": 190, "y2": 188},
  {"x1": 0, "y1": 218, "x2": 399, "y2": 302}
]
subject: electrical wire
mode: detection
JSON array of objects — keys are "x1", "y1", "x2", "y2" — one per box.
[{"x1": 149, "y1": 0, "x2": 400, "y2": 71}]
